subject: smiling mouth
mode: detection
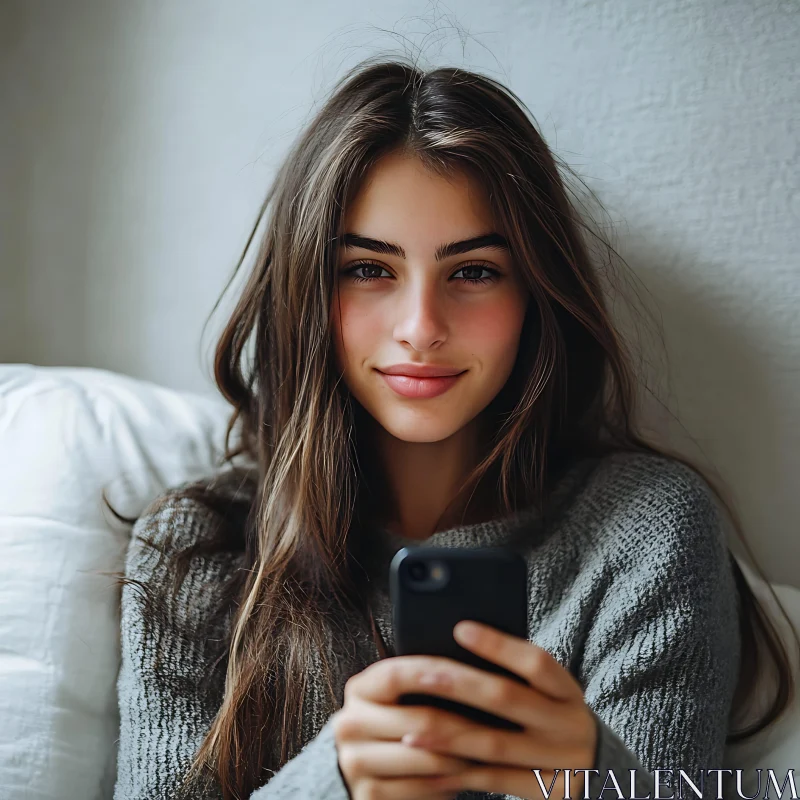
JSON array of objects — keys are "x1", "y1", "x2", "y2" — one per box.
[{"x1": 376, "y1": 369, "x2": 466, "y2": 399}]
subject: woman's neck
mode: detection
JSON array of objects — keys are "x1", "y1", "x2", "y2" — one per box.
[{"x1": 368, "y1": 414, "x2": 494, "y2": 540}]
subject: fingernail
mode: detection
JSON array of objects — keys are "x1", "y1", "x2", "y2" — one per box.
[
  {"x1": 419, "y1": 671, "x2": 446, "y2": 686},
  {"x1": 454, "y1": 621, "x2": 479, "y2": 643}
]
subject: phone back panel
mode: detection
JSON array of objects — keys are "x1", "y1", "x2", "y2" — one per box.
[{"x1": 389, "y1": 546, "x2": 528, "y2": 731}]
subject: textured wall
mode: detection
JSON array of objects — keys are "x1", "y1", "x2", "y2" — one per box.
[{"x1": 1, "y1": 0, "x2": 798, "y2": 584}]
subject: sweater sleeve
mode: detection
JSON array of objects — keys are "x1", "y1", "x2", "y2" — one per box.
[
  {"x1": 578, "y1": 460, "x2": 741, "y2": 800},
  {"x1": 114, "y1": 488, "x2": 233, "y2": 800},
  {"x1": 247, "y1": 714, "x2": 351, "y2": 799},
  {"x1": 114, "y1": 484, "x2": 354, "y2": 800}
]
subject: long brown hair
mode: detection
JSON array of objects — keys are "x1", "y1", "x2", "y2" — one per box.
[{"x1": 109, "y1": 56, "x2": 798, "y2": 800}]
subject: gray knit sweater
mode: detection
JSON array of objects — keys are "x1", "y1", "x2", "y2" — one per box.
[{"x1": 113, "y1": 451, "x2": 741, "y2": 800}]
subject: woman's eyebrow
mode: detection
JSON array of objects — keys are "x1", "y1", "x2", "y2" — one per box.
[{"x1": 339, "y1": 232, "x2": 509, "y2": 261}]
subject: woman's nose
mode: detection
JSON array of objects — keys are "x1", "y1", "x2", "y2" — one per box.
[{"x1": 392, "y1": 278, "x2": 449, "y2": 351}]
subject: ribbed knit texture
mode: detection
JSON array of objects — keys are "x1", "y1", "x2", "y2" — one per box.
[{"x1": 113, "y1": 451, "x2": 741, "y2": 800}]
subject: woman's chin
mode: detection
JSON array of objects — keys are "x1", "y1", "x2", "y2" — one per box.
[{"x1": 376, "y1": 415, "x2": 467, "y2": 444}]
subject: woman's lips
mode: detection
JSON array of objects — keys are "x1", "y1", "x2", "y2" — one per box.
[{"x1": 377, "y1": 370, "x2": 466, "y2": 398}]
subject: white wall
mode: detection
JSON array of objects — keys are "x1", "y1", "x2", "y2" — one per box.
[{"x1": 1, "y1": 0, "x2": 798, "y2": 586}]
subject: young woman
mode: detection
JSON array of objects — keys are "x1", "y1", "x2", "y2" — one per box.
[{"x1": 111, "y1": 57, "x2": 797, "y2": 800}]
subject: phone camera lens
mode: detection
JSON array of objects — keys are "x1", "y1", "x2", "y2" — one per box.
[{"x1": 408, "y1": 561, "x2": 428, "y2": 581}]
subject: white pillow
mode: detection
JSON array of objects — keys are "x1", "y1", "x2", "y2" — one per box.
[
  {"x1": 0, "y1": 364, "x2": 236, "y2": 800},
  {"x1": 725, "y1": 558, "x2": 800, "y2": 783}
]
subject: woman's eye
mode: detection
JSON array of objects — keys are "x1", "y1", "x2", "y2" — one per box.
[
  {"x1": 341, "y1": 262, "x2": 499, "y2": 285},
  {"x1": 343, "y1": 263, "x2": 391, "y2": 283},
  {"x1": 451, "y1": 265, "x2": 499, "y2": 285}
]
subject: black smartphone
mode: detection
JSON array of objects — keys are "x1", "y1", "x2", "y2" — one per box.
[{"x1": 389, "y1": 546, "x2": 528, "y2": 732}]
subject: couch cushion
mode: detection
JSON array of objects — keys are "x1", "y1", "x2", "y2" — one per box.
[{"x1": 0, "y1": 364, "x2": 235, "y2": 800}]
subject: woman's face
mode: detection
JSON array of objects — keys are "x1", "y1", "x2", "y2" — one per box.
[{"x1": 331, "y1": 151, "x2": 529, "y2": 444}]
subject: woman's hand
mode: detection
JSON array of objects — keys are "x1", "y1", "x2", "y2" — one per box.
[
  {"x1": 399, "y1": 620, "x2": 599, "y2": 799},
  {"x1": 333, "y1": 619, "x2": 598, "y2": 800},
  {"x1": 332, "y1": 665, "x2": 475, "y2": 800}
]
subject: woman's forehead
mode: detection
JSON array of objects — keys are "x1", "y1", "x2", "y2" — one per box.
[{"x1": 340, "y1": 158, "x2": 501, "y2": 256}]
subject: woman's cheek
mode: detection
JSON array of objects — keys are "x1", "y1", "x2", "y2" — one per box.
[
  {"x1": 460, "y1": 296, "x2": 526, "y2": 356},
  {"x1": 338, "y1": 296, "x2": 386, "y2": 359}
]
